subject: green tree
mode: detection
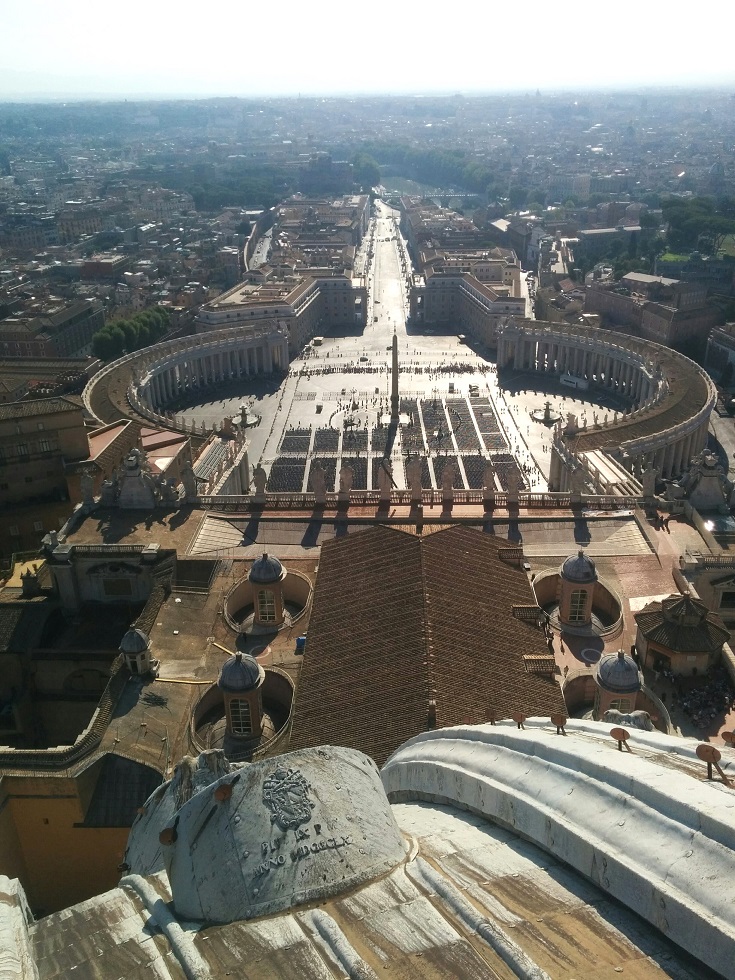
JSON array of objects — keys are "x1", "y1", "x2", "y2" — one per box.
[
  {"x1": 662, "y1": 197, "x2": 735, "y2": 254},
  {"x1": 351, "y1": 152, "x2": 381, "y2": 189},
  {"x1": 106, "y1": 326, "x2": 126, "y2": 358},
  {"x1": 116, "y1": 319, "x2": 137, "y2": 351},
  {"x1": 135, "y1": 322, "x2": 150, "y2": 349},
  {"x1": 640, "y1": 211, "x2": 660, "y2": 230},
  {"x1": 92, "y1": 331, "x2": 116, "y2": 361},
  {"x1": 509, "y1": 183, "x2": 528, "y2": 209}
]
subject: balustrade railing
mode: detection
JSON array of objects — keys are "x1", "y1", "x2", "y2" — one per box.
[{"x1": 197, "y1": 490, "x2": 645, "y2": 511}]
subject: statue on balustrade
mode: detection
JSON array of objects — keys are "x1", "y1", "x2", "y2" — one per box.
[
  {"x1": 339, "y1": 463, "x2": 354, "y2": 496},
  {"x1": 310, "y1": 461, "x2": 327, "y2": 504},
  {"x1": 252, "y1": 464, "x2": 267, "y2": 497},
  {"x1": 441, "y1": 460, "x2": 456, "y2": 500},
  {"x1": 483, "y1": 457, "x2": 495, "y2": 494},
  {"x1": 406, "y1": 456, "x2": 423, "y2": 500},
  {"x1": 377, "y1": 459, "x2": 393, "y2": 500}
]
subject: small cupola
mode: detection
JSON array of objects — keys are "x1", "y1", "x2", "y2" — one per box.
[
  {"x1": 558, "y1": 550, "x2": 597, "y2": 627},
  {"x1": 593, "y1": 649, "x2": 641, "y2": 719},
  {"x1": 248, "y1": 553, "x2": 287, "y2": 628},
  {"x1": 217, "y1": 652, "x2": 265, "y2": 740},
  {"x1": 120, "y1": 627, "x2": 157, "y2": 676}
]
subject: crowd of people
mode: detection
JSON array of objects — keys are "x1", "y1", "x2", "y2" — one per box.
[{"x1": 660, "y1": 665, "x2": 735, "y2": 731}]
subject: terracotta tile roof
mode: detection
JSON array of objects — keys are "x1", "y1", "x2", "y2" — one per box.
[
  {"x1": 289, "y1": 525, "x2": 564, "y2": 765},
  {"x1": 0, "y1": 395, "x2": 83, "y2": 421},
  {"x1": 634, "y1": 594, "x2": 730, "y2": 653}
]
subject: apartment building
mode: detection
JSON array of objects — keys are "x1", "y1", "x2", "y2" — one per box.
[{"x1": 0, "y1": 299, "x2": 104, "y2": 358}]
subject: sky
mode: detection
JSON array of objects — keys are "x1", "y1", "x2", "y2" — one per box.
[{"x1": 2, "y1": 0, "x2": 734, "y2": 101}]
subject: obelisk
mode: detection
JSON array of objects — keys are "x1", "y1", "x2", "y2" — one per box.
[{"x1": 390, "y1": 329, "x2": 399, "y2": 422}]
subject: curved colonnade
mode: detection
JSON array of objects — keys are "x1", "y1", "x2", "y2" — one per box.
[
  {"x1": 85, "y1": 317, "x2": 715, "y2": 496},
  {"x1": 499, "y1": 319, "x2": 716, "y2": 483},
  {"x1": 84, "y1": 320, "x2": 288, "y2": 430}
]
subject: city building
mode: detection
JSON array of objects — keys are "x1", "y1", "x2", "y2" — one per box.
[
  {"x1": 0, "y1": 299, "x2": 104, "y2": 358},
  {"x1": 0, "y1": 397, "x2": 89, "y2": 508},
  {"x1": 584, "y1": 272, "x2": 720, "y2": 347},
  {"x1": 195, "y1": 273, "x2": 366, "y2": 354}
]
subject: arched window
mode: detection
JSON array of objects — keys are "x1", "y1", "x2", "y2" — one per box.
[
  {"x1": 229, "y1": 698, "x2": 252, "y2": 735},
  {"x1": 569, "y1": 589, "x2": 587, "y2": 623},
  {"x1": 258, "y1": 589, "x2": 276, "y2": 623},
  {"x1": 609, "y1": 698, "x2": 632, "y2": 713}
]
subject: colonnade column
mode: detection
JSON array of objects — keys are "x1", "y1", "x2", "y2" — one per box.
[
  {"x1": 696, "y1": 423, "x2": 708, "y2": 456},
  {"x1": 682, "y1": 433, "x2": 694, "y2": 470},
  {"x1": 662, "y1": 442, "x2": 676, "y2": 478},
  {"x1": 674, "y1": 437, "x2": 686, "y2": 475}
]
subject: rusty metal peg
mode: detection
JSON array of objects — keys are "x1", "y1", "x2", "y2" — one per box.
[
  {"x1": 610, "y1": 726, "x2": 631, "y2": 752},
  {"x1": 551, "y1": 713, "x2": 568, "y2": 735},
  {"x1": 214, "y1": 782, "x2": 234, "y2": 802},
  {"x1": 696, "y1": 743, "x2": 732, "y2": 786}
]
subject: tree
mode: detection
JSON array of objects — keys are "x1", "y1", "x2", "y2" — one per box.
[
  {"x1": 117, "y1": 320, "x2": 137, "y2": 351},
  {"x1": 351, "y1": 152, "x2": 381, "y2": 190},
  {"x1": 92, "y1": 331, "x2": 117, "y2": 361},
  {"x1": 661, "y1": 197, "x2": 735, "y2": 255},
  {"x1": 509, "y1": 183, "x2": 529, "y2": 209}
]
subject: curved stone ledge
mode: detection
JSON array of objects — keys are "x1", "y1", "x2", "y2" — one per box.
[{"x1": 381, "y1": 719, "x2": 735, "y2": 980}]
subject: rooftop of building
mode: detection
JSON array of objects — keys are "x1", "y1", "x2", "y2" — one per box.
[
  {"x1": 0, "y1": 394, "x2": 83, "y2": 421},
  {"x1": 289, "y1": 524, "x2": 565, "y2": 765},
  {"x1": 11, "y1": 719, "x2": 735, "y2": 979}
]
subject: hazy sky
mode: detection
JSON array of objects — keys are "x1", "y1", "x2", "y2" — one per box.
[{"x1": 2, "y1": 0, "x2": 734, "y2": 100}]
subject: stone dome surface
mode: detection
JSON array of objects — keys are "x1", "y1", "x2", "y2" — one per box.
[
  {"x1": 217, "y1": 652, "x2": 263, "y2": 693},
  {"x1": 561, "y1": 550, "x2": 598, "y2": 584},
  {"x1": 119, "y1": 627, "x2": 150, "y2": 655},
  {"x1": 249, "y1": 552, "x2": 285, "y2": 585},
  {"x1": 159, "y1": 746, "x2": 405, "y2": 924},
  {"x1": 596, "y1": 650, "x2": 641, "y2": 694}
]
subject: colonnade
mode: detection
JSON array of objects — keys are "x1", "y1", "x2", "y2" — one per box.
[
  {"x1": 500, "y1": 320, "x2": 717, "y2": 485},
  {"x1": 497, "y1": 325, "x2": 657, "y2": 405},
  {"x1": 624, "y1": 419, "x2": 710, "y2": 481},
  {"x1": 138, "y1": 332, "x2": 289, "y2": 413}
]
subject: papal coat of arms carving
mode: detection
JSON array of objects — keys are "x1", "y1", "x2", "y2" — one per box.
[{"x1": 262, "y1": 766, "x2": 315, "y2": 830}]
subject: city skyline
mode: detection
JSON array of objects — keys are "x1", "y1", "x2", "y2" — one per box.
[{"x1": 3, "y1": 0, "x2": 735, "y2": 100}]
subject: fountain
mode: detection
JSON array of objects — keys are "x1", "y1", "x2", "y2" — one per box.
[{"x1": 531, "y1": 399, "x2": 562, "y2": 425}]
